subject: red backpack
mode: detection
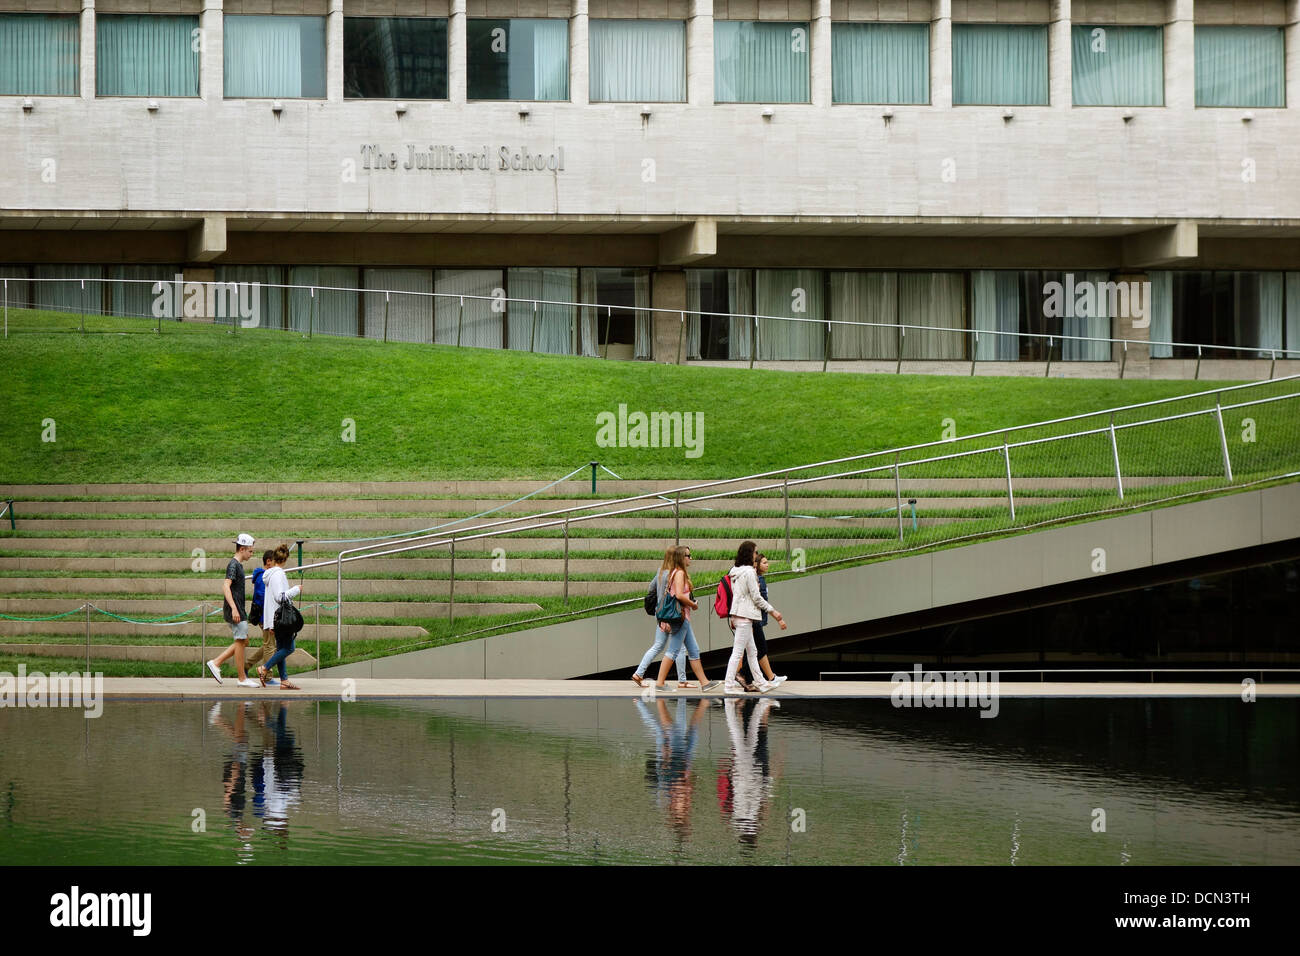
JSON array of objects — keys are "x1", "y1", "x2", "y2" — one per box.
[{"x1": 714, "y1": 574, "x2": 733, "y2": 619}]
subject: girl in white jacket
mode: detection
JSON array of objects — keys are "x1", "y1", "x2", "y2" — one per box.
[
  {"x1": 258, "y1": 544, "x2": 303, "y2": 689},
  {"x1": 725, "y1": 540, "x2": 787, "y2": 693}
]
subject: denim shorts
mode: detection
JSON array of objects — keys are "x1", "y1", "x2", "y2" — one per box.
[{"x1": 227, "y1": 619, "x2": 248, "y2": 641}]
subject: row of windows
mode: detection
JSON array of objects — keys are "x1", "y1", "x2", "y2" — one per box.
[
  {"x1": 4, "y1": 265, "x2": 1297, "y2": 361},
  {"x1": 0, "y1": 13, "x2": 1288, "y2": 107}
]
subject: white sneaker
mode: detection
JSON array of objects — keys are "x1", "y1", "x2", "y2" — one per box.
[
  {"x1": 207, "y1": 702, "x2": 222, "y2": 726},
  {"x1": 205, "y1": 660, "x2": 223, "y2": 684},
  {"x1": 723, "y1": 683, "x2": 744, "y2": 694},
  {"x1": 770, "y1": 675, "x2": 788, "y2": 687},
  {"x1": 236, "y1": 678, "x2": 260, "y2": 688},
  {"x1": 756, "y1": 680, "x2": 778, "y2": 693}
]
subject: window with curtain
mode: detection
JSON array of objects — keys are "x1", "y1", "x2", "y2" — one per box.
[
  {"x1": 363, "y1": 268, "x2": 434, "y2": 343},
  {"x1": 0, "y1": 266, "x2": 31, "y2": 310},
  {"x1": 685, "y1": 269, "x2": 754, "y2": 360},
  {"x1": 506, "y1": 267, "x2": 578, "y2": 354},
  {"x1": 899, "y1": 272, "x2": 965, "y2": 359},
  {"x1": 1162, "y1": 271, "x2": 1285, "y2": 358},
  {"x1": 97, "y1": 15, "x2": 199, "y2": 97},
  {"x1": 436, "y1": 269, "x2": 505, "y2": 349},
  {"x1": 31, "y1": 266, "x2": 103, "y2": 315},
  {"x1": 0, "y1": 14, "x2": 79, "y2": 95},
  {"x1": 287, "y1": 266, "x2": 359, "y2": 337},
  {"x1": 754, "y1": 269, "x2": 825, "y2": 360},
  {"x1": 1194, "y1": 26, "x2": 1285, "y2": 107},
  {"x1": 581, "y1": 268, "x2": 647, "y2": 359},
  {"x1": 829, "y1": 272, "x2": 899, "y2": 359},
  {"x1": 1071, "y1": 24, "x2": 1162, "y2": 106},
  {"x1": 107, "y1": 265, "x2": 181, "y2": 320},
  {"x1": 224, "y1": 15, "x2": 326, "y2": 98},
  {"x1": 589, "y1": 19, "x2": 685, "y2": 102},
  {"x1": 832, "y1": 22, "x2": 929, "y2": 104},
  {"x1": 468, "y1": 18, "x2": 569, "y2": 100},
  {"x1": 953, "y1": 24, "x2": 1048, "y2": 105},
  {"x1": 971, "y1": 271, "x2": 1020, "y2": 360},
  {"x1": 714, "y1": 21, "x2": 809, "y2": 103},
  {"x1": 344, "y1": 17, "x2": 447, "y2": 99},
  {"x1": 1287, "y1": 273, "x2": 1300, "y2": 359},
  {"x1": 214, "y1": 266, "x2": 286, "y2": 330}
]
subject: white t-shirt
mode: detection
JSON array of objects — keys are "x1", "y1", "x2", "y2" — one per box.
[{"x1": 261, "y1": 565, "x2": 301, "y2": 630}]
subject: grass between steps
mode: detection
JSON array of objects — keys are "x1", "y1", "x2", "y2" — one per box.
[{"x1": 1, "y1": 309, "x2": 1230, "y2": 484}]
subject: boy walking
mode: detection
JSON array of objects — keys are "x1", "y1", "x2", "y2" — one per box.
[{"x1": 206, "y1": 533, "x2": 261, "y2": 688}]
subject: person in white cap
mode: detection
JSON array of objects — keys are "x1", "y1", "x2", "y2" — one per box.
[{"x1": 206, "y1": 533, "x2": 261, "y2": 687}]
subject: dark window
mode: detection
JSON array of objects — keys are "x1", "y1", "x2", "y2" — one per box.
[{"x1": 344, "y1": 17, "x2": 447, "y2": 99}]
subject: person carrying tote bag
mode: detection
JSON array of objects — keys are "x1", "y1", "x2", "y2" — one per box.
[{"x1": 258, "y1": 544, "x2": 303, "y2": 690}]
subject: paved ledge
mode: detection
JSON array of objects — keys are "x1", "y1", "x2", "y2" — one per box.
[{"x1": 66, "y1": 678, "x2": 1300, "y2": 701}]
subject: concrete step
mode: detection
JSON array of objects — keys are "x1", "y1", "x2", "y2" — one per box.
[
  {"x1": 0, "y1": 620, "x2": 426, "y2": 640},
  {"x1": 0, "y1": 577, "x2": 648, "y2": 597},
  {"x1": 0, "y1": 599, "x2": 542, "y2": 617},
  {"x1": 0, "y1": 642, "x2": 316, "y2": 666}
]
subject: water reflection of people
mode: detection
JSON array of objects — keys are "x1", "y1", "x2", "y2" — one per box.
[
  {"x1": 210, "y1": 701, "x2": 256, "y2": 851},
  {"x1": 636, "y1": 697, "x2": 709, "y2": 843},
  {"x1": 721, "y1": 698, "x2": 778, "y2": 848},
  {"x1": 210, "y1": 701, "x2": 304, "y2": 855}
]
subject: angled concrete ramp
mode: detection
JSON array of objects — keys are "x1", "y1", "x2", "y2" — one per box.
[{"x1": 315, "y1": 483, "x2": 1300, "y2": 680}]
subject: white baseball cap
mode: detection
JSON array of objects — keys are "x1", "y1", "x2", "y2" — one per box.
[{"x1": 235, "y1": 533, "x2": 256, "y2": 547}]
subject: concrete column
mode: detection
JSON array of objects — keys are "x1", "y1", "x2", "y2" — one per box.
[
  {"x1": 80, "y1": 0, "x2": 94, "y2": 99},
  {"x1": 810, "y1": 0, "x2": 831, "y2": 107},
  {"x1": 688, "y1": 0, "x2": 714, "y2": 106},
  {"x1": 1112, "y1": 271, "x2": 1152, "y2": 378},
  {"x1": 652, "y1": 270, "x2": 687, "y2": 363},
  {"x1": 327, "y1": 0, "x2": 343, "y2": 102},
  {"x1": 200, "y1": 0, "x2": 223, "y2": 103},
  {"x1": 571, "y1": 0, "x2": 589, "y2": 106},
  {"x1": 931, "y1": 0, "x2": 951, "y2": 109},
  {"x1": 1287, "y1": 0, "x2": 1299, "y2": 111},
  {"x1": 1166, "y1": 0, "x2": 1195, "y2": 110},
  {"x1": 1049, "y1": 0, "x2": 1071, "y2": 108},
  {"x1": 449, "y1": 0, "x2": 467, "y2": 104}
]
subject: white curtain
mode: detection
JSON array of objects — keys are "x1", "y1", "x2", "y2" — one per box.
[
  {"x1": 579, "y1": 269, "x2": 602, "y2": 357},
  {"x1": 530, "y1": 19, "x2": 569, "y2": 100},
  {"x1": 632, "y1": 272, "x2": 651, "y2": 359},
  {"x1": 1248, "y1": 272, "x2": 1284, "y2": 353},
  {"x1": 1287, "y1": 273, "x2": 1300, "y2": 359},
  {"x1": 714, "y1": 20, "x2": 809, "y2": 103},
  {"x1": 728, "y1": 269, "x2": 754, "y2": 360},
  {"x1": 1149, "y1": 271, "x2": 1172, "y2": 358},
  {"x1": 507, "y1": 267, "x2": 577, "y2": 354},
  {"x1": 363, "y1": 268, "x2": 433, "y2": 343},
  {"x1": 755, "y1": 269, "x2": 824, "y2": 360},
  {"x1": 589, "y1": 19, "x2": 685, "y2": 102},
  {"x1": 1063, "y1": 271, "x2": 1112, "y2": 361},
  {"x1": 97, "y1": 15, "x2": 199, "y2": 97},
  {"x1": 225, "y1": 15, "x2": 316, "y2": 97},
  {"x1": 288, "y1": 266, "x2": 359, "y2": 337},
  {"x1": 215, "y1": 265, "x2": 285, "y2": 329},
  {"x1": 32, "y1": 265, "x2": 102, "y2": 314},
  {"x1": 108, "y1": 265, "x2": 179, "y2": 320},
  {"x1": 435, "y1": 269, "x2": 504, "y2": 349},
  {"x1": 900, "y1": 273, "x2": 965, "y2": 359},
  {"x1": 829, "y1": 272, "x2": 898, "y2": 359},
  {"x1": 831, "y1": 22, "x2": 929, "y2": 104},
  {"x1": 1194, "y1": 26, "x2": 1285, "y2": 107},
  {"x1": 0, "y1": 266, "x2": 29, "y2": 309},
  {"x1": 972, "y1": 271, "x2": 1019, "y2": 360},
  {"x1": 684, "y1": 272, "x2": 703, "y2": 360},
  {"x1": 0, "y1": 14, "x2": 79, "y2": 95},
  {"x1": 1071, "y1": 25, "x2": 1163, "y2": 106},
  {"x1": 953, "y1": 24, "x2": 1049, "y2": 105}
]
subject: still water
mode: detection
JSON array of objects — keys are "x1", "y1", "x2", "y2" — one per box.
[{"x1": 1, "y1": 697, "x2": 1296, "y2": 865}]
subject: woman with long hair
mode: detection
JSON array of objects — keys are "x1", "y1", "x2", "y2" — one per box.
[
  {"x1": 631, "y1": 547, "x2": 688, "y2": 687},
  {"x1": 725, "y1": 540, "x2": 787, "y2": 694},
  {"x1": 257, "y1": 544, "x2": 302, "y2": 690},
  {"x1": 653, "y1": 545, "x2": 719, "y2": 691}
]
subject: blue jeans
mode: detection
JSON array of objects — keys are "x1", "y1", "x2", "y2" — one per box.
[
  {"x1": 635, "y1": 625, "x2": 687, "y2": 679},
  {"x1": 663, "y1": 618, "x2": 701, "y2": 662},
  {"x1": 264, "y1": 637, "x2": 295, "y2": 681}
]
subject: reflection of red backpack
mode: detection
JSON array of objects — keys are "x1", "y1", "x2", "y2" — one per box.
[{"x1": 714, "y1": 575, "x2": 733, "y2": 619}]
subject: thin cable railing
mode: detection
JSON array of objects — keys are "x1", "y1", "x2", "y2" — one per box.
[{"x1": 5, "y1": 275, "x2": 1298, "y2": 375}]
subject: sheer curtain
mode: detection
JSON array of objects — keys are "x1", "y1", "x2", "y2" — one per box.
[
  {"x1": 363, "y1": 268, "x2": 433, "y2": 343},
  {"x1": 1245, "y1": 272, "x2": 1284, "y2": 353},
  {"x1": 684, "y1": 272, "x2": 703, "y2": 360},
  {"x1": 225, "y1": 16, "x2": 321, "y2": 97},
  {"x1": 589, "y1": 19, "x2": 685, "y2": 101},
  {"x1": 1149, "y1": 271, "x2": 1173, "y2": 357},
  {"x1": 288, "y1": 266, "x2": 359, "y2": 337},
  {"x1": 755, "y1": 269, "x2": 824, "y2": 360},
  {"x1": 0, "y1": 14, "x2": 78, "y2": 95},
  {"x1": 1194, "y1": 26, "x2": 1285, "y2": 107},
  {"x1": 714, "y1": 21, "x2": 809, "y2": 103},
  {"x1": 1071, "y1": 25, "x2": 1162, "y2": 106},
  {"x1": 97, "y1": 15, "x2": 200, "y2": 97},
  {"x1": 632, "y1": 272, "x2": 651, "y2": 359},
  {"x1": 435, "y1": 269, "x2": 504, "y2": 349},
  {"x1": 1062, "y1": 271, "x2": 1112, "y2": 360},
  {"x1": 953, "y1": 24, "x2": 1048, "y2": 105},
  {"x1": 215, "y1": 266, "x2": 285, "y2": 329},
  {"x1": 528, "y1": 19, "x2": 569, "y2": 100},
  {"x1": 972, "y1": 271, "x2": 1019, "y2": 360},
  {"x1": 832, "y1": 22, "x2": 929, "y2": 104},
  {"x1": 108, "y1": 265, "x2": 179, "y2": 320},
  {"x1": 507, "y1": 267, "x2": 577, "y2": 354},
  {"x1": 830, "y1": 272, "x2": 898, "y2": 358},
  {"x1": 900, "y1": 273, "x2": 965, "y2": 359},
  {"x1": 32, "y1": 266, "x2": 102, "y2": 314},
  {"x1": 1288, "y1": 273, "x2": 1300, "y2": 359},
  {"x1": 728, "y1": 269, "x2": 754, "y2": 360},
  {"x1": 0, "y1": 266, "x2": 30, "y2": 309},
  {"x1": 579, "y1": 269, "x2": 602, "y2": 357}
]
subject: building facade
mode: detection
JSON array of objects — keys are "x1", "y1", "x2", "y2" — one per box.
[{"x1": 1, "y1": 0, "x2": 1299, "y2": 377}]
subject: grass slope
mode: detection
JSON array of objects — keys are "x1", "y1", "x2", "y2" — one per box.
[{"x1": 0, "y1": 311, "x2": 1222, "y2": 483}]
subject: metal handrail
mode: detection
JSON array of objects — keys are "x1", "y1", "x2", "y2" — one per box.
[{"x1": 9, "y1": 274, "x2": 1300, "y2": 361}]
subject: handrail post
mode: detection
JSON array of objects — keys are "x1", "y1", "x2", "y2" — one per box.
[
  {"x1": 456, "y1": 295, "x2": 464, "y2": 347},
  {"x1": 1002, "y1": 436, "x2": 1016, "y2": 522},
  {"x1": 336, "y1": 552, "x2": 343, "y2": 658},
  {"x1": 896, "y1": 325, "x2": 904, "y2": 375},
  {"x1": 677, "y1": 312, "x2": 686, "y2": 365},
  {"x1": 783, "y1": 477, "x2": 792, "y2": 560},
  {"x1": 894, "y1": 458, "x2": 904, "y2": 541},
  {"x1": 86, "y1": 602, "x2": 91, "y2": 673},
  {"x1": 1214, "y1": 393, "x2": 1233, "y2": 482},
  {"x1": 1120, "y1": 340, "x2": 1128, "y2": 380},
  {"x1": 562, "y1": 518, "x2": 570, "y2": 606},
  {"x1": 1194, "y1": 344, "x2": 1201, "y2": 380},
  {"x1": 382, "y1": 291, "x2": 390, "y2": 343},
  {"x1": 529, "y1": 300, "x2": 538, "y2": 353},
  {"x1": 749, "y1": 315, "x2": 757, "y2": 370},
  {"x1": 674, "y1": 493, "x2": 680, "y2": 546},
  {"x1": 5, "y1": 499, "x2": 13, "y2": 531},
  {"x1": 1109, "y1": 412, "x2": 1124, "y2": 500},
  {"x1": 970, "y1": 330, "x2": 977, "y2": 376},
  {"x1": 309, "y1": 287, "x2": 315, "y2": 338},
  {"x1": 822, "y1": 321, "x2": 830, "y2": 373},
  {"x1": 1269, "y1": 350, "x2": 1276, "y2": 381},
  {"x1": 448, "y1": 539, "x2": 456, "y2": 622},
  {"x1": 315, "y1": 601, "x2": 320, "y2": 674},
  {"x1": 590, "y1": 461, "x2": 597, "y2": 494},
  {"x1": 1044, "y1": 336, "x2": 1052, "y2": 378},
  {"x1": 3, "y1": 277, "x2": 7, "y2": 339},
  {"x1": 200, "y1": 601, "x2": 206, "y2": 676}
]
